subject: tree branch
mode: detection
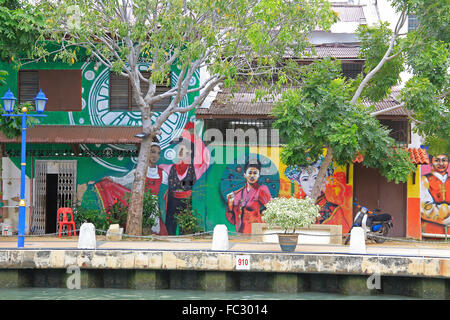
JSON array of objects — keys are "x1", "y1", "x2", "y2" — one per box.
[{"x1": 350, "y1": 10, "x2": 407, "y2": 104}]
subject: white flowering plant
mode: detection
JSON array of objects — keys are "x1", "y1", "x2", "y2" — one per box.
[{"x1": 262, "y1": 197, "x2": 321, "y2": 233}]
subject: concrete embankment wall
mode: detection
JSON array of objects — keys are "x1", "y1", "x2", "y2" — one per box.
[{"x1": 0, "y1": 249, "x2": 448, "y2": 299}]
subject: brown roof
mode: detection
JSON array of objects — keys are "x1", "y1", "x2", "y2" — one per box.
[
  {"x1": 362, "y1": 87, "x2": 408, "y2": 116},
  {"x1": 0, "y1": 125, "x2": 144, "y2": 144},
  {"x1": 196, "y1": 84, "x2": 305, "y2": 119},
  {"x1": 284, "y1": 44, "x2": 361, "y2": 60},
  {"x1": 197, "y1": 85, "x2": 406, "y2": 119},
  {"x1": 308, "y1": 45, "x2": 360, "y2": 59},
  {"x1": 331, "y1": 3, "x2": 365, "y2": 23}
]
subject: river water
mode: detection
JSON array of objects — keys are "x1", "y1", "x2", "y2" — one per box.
[{"x1": 0, "y1": 288, "x2": 420, "y2": 300}]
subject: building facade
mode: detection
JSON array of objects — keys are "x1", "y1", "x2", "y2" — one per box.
[{"x1": 0, "y1": 1, "x2": 447, "y2": 239}]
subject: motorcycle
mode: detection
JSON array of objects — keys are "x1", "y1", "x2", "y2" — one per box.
[{"x1": 344, "y1": 200, "x2": 393, "y2": 244}]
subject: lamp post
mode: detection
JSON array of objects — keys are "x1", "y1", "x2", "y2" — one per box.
[{"x1": 1, "y1": 88, "x2": 47, "y2": 248}]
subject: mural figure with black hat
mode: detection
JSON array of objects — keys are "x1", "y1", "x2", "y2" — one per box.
[{"x1": 159, "y1": 122, "x2": 210, "y2": 235}]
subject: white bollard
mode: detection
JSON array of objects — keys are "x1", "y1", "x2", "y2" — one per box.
[
  {"x1": 77, "y1": 223, "x2": 96, "y2": 249},
  {"x1": 349, "y1": 227, "x2": 366, "y2": 254},
  {"x1": 106, "y1": 224, "x2": 123, "y2": 241},
  {"x1": 211, "y1": 224, "x2": 229, "y2": 251}
]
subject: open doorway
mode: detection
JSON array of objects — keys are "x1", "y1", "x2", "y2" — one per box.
[
  {"x1": 32, "y1": 160, "x2": 77, "y2": 235},
  {"x1": 45, "y1": 174, "x2": 58, "y2": 234}
]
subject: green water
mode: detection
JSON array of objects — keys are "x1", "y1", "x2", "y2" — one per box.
[{"x1": 0, "y1": 288, "x2": 420, "y2": 300}]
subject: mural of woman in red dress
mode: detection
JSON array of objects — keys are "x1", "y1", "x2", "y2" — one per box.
[
  {"x1": 225, "y1": 159, "x2": 272, "y2": 234},
  {"x1": 284, "y1": 157, "x2": 351, "y2": 233},
  {"x1": 94, "y1": 139, "x2": 168, "y2": 235}
]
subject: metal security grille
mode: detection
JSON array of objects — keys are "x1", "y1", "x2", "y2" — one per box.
[
  {"x1": 32, "y1": 160, "x2": 77, "y2": 235},
  {"x1": 342, "y1": 63, "x2": 364, "y2": 79},
  {"x1": 57, "y1": 161, "x2": 77, "y2": 210},
  {"x1": 379, "y1": 119, "x2": 409, "y2": 146},
  {"x1": 32, "y1": 161, "x2": 47, "y2": 234}
]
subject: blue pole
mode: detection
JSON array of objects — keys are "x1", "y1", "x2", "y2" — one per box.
[{"x1": 17, "y1": 112, "x2": 27, "y2": 248}]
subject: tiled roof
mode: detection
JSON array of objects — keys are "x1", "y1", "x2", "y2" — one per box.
[
  {"x1": 198, "y1": 84, "x2": 406, "y2": 118},
  {"x1": 408, "y1": 147, "x2": 430, "y2": 165},
  {"x1": 331, "y1": 3, "x2": 366, "y2": 22},
  {"x1": 353, "y1": 148, "x2": 430, "y2": 165},
  {"x1": 196, "y1": 85, "x2": 290, "y2": 119},
  {"x1": 362, "y1": 87, "x2": 407, "y2": 116},
  {"x1": 305, "y1": 45, "x2": 360, "y2": 59},
  {"x1": 0, "y1": 125, "x2": 144, "y2": 144}
]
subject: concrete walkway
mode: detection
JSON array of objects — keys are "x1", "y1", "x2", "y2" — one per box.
[{"x1": 0, "y1": 236, "x2": 449, "y2": 258}]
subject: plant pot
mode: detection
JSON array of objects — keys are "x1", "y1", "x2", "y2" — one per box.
[{"x1": 278, "y1": 233, "x2": 299, "y2": 252}]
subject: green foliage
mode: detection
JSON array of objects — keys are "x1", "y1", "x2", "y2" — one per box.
[
  {"x1": 71, "y1": 190, "x2": 160, "y2": 234},
  {"x1": 391, "y1": 0, "x2": 449, "y2": 43},
  {"x1": 0, "y1": 0, "x2": 45, "y2": 62},
  {"x1": 35, "y1": 0, "x2": 336, "y2": 90},
  {"x1": 105, "y1": 198, "x2": 128, "y2": 227},
  {"x1": 426, "y1": 136, "x2": 450, "y2": 157},
  {"x1": 141, "y1": 191, "x2": 161, "y2": 230},
  {"x1": 73, "y1": 202, "x2": 110, "y2": 234},
  {"x1": 272, "y1": 58, "x2": 415, "y2": 184},
  {"x1": 175, "y1": 199, "x2": 203, "y2": 235},
  {"x1": 355, "y1": 22, "x2": 403, "y2": 102},
  {"x1": 404, "y1": 38, "x2": 449, "y2": 90},
  {"x1": 0, "y1": 102, "x2": 41, "y2": 139},
  {"x1": 389, "y1": 0, "x2": 449, "y2": 154},
  {"x1": 0, "y1": 69, "x2": 7, "y2": 85},
  {"x1": 106, "y1": 191, "x2": 160, "y2": 231}
]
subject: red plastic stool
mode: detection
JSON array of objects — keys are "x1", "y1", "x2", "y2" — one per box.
[{"x1": 58, "y1": 207, "x2": 77, "y2": 237}]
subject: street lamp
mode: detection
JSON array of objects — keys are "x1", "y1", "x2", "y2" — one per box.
[{"x1": 1, "y1": 88, "x2": 47, "y2": 248}]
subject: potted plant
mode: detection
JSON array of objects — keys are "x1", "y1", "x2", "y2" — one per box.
[{"x1": 262, "y1": 196, "x2": 320, "y2": 252}]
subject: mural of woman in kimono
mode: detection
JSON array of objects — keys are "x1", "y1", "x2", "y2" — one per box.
[
  {"x1": 225, "y1": 159, "x2": 272, "y2": 234},
  {"x1": 284, "y1": 157, "x2": 351, "y2": 233},
  {"x1": 159, "y1": 122, "x2": 210, "y2": 235}
]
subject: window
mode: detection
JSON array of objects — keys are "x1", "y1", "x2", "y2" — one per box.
[
  {"x1": 379, "y1": 118, "x2": 409, "y2": 146},
  {"x1": 18, "y1": 70, "x2": 82, "y2": 111},
  {"x1": 109, "y1": 72, "x2": 171, "y2": 111},
  {"x1": 205, "y1": 119, "x2": 283, "y2": 146},
  {"x1": 342, "y1": 62, "x2": 363, "y2": 79},
  {"x1": 408, "y1": 14, "x2": 419, "y2": 32}
]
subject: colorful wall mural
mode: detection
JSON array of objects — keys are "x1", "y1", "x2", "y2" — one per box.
[
  {"x1": 283, "y1": 158, "x2": 353, "y2": 233},
  {"x1": 420, "y1": 153, "x2": 450, "y2": 235},
  {"x1": 0, "y1": 60, "x2": 358, "y2": 237}
]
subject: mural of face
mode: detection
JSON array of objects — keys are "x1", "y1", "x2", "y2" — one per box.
[
  {"x1": 149, "y1": 145, "x2": 161, "y2": 167},
  {"x1": 299, "y1": 166, "x2": 319, "y2": 197},
  {"x1": 244, "y1": 166, "x2": 261, "y2": 186},
  {"x1": 431, "y1": 154, "x2": 449, "y2": 175}
]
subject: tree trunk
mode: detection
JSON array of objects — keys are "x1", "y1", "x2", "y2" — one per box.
[
  {"x1": 310, "y1": 147, "x2": 334, "y2": 202},
  {"x1": 126, "y1": 105, "x2": 155, "y2": 236}
]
